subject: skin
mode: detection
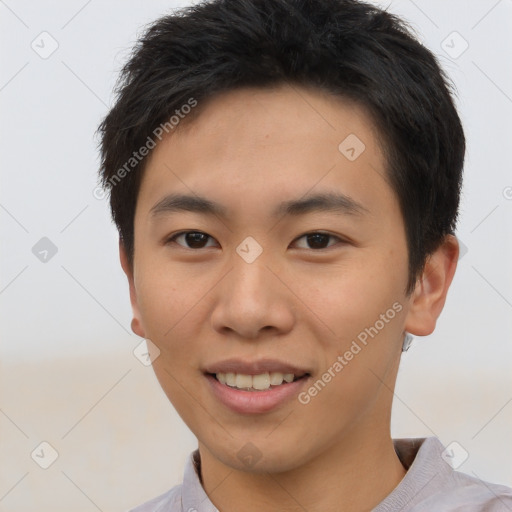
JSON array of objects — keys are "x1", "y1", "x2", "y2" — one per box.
[{"x1": 120, "y1": 84, "x2": 459, "y2": 512}]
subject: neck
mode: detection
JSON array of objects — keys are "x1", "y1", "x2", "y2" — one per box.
[{"x1": 198, "y1": 427, "x2": 406, "y2": 512}]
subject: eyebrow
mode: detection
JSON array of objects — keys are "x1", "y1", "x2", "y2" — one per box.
[{"x1": 150, "y1": 192, "x2": 369, "y2": 219}]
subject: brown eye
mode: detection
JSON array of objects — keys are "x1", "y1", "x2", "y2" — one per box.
[
  {"x1": 167, "y1": 231, "x2": 217, "y2": 249},
  {"x1": 293, "y1": 232, "x2": 342, "y2": 250},
  {"x1": 305, "y1": 233, "x2": 331, "y2": 249}
]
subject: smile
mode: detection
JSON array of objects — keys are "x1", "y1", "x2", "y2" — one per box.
[
  {"x1": 213, "y1": 371, "x2": 307, "y2": 391},
  {"x1": 205, "y1": 372, "x2": 311, "y2": 414}
]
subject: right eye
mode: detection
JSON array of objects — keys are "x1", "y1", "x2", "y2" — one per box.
[{"x1": 165, "y1": 230, "x2": 218, "y2": 249}]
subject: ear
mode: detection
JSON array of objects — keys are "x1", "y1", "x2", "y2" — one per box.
[
  {"x1": 404, "y1": 234, "x2": 459, "y2": 336},
  {"x1": 119, "y1": 240, "x2": 146, "y2": 338}
]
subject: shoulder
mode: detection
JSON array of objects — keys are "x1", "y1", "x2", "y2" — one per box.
[
  {"x1": 425, "y1": 438, "x2": 512, "y2": 511},
  {"x1": 422, "y1": 469, "x2": 512, "y2": 511},
  {"x1": 378, "y1": 437, "x2": 512, "y2": 512},
  {"x1": 126, "y1": 483, "x2": 182, "y2": 512}
]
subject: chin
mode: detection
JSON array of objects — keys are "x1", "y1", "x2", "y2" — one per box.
[{"x1": 205, "y1": 435, "x2": 310, "y2": 474}]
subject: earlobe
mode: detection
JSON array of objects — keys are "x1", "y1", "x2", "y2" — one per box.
[
  {"x1": 119, "y1": 240, "x2": 146, "y2": 338},
  {"x1": 404, "y1": 235, "x2": 459, "y2": 336}
]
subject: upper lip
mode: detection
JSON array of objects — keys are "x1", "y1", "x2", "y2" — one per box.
[{"x1": 204, "y1": 358, "x2": 310, "y2": 376}]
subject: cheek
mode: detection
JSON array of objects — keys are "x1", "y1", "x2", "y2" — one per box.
[
  {"x1": 134, "y1": 258, "x2": 218, "y2": 367},
  {"x1": 134, "y1": 258, "x2": 187, "y2": 344},
  {"x1": 306, "y1": 253, "x2": 407, "y2": 395},
  {"x1": 310, "y1": 259, "x2": 403, "y2": 338},
  {"x1": 298, "y1": 306, "x2": 405, "y2": 435}
]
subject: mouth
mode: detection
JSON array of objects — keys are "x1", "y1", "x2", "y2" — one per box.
[
  {"x1": 203, "y1": 360, "x2": 312, "y2": 414},
  {"x1": 207, "y1": 371, "x2": 310, "y2": 392}
]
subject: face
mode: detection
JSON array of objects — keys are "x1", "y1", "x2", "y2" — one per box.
[{"x1": 124, "y1": 84, "x2": 416, "y2": 473}]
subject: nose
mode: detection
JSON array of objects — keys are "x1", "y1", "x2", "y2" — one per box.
[{"x1": 210, "y1": 254, "x2": 295, "y2": 340}]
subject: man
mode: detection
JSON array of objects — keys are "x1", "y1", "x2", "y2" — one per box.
[{"x1": 97, "y1": 0, "x2": 512, "y2": 510}]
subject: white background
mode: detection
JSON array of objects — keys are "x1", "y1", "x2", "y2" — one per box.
[{"x1": 1, "y1": 0, "x2": 511, "y2": 510}]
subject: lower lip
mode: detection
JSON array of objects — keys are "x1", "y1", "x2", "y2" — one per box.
[{"x1": 205, "y1": 374, "x2": 310, "y2": 414}]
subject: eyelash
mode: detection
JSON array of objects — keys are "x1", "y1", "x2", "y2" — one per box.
[{"x1": 165, "y1": 230, "x2": 347, "y2": 251}]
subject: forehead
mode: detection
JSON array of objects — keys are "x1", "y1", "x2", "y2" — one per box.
[
  {"x1": 169, "y1": 84, "x2": 383, "y2": 157},
  {"x1": 138, "y1": 84, "x2": 393, "y2": 221}
]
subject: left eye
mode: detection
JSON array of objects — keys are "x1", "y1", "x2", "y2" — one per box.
[{"x1": 293, "y1": 232, "x2": 342, "y2": 250}]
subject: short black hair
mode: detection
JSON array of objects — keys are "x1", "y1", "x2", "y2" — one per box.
[{"x1": 97, "y1": 0, "x2": 465, "y2": 294}]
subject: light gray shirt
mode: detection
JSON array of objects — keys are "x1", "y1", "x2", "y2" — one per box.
[{"x1": 128, "y1": 437, "x2": 512, "y2": 511}]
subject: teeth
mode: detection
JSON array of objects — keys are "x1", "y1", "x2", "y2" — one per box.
[
  {"x1": 215, "y1": 371, "x2": 302, "y2": 390},
  {"x1": 269, "y1": 372, "x2": 284, "y2": 385},
  {"x1": 252, "y1": 373, "x2": 271, "y2": 390},
  {"x1": 235, "y1": 374, "x2": 252, "y2": 389}
]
